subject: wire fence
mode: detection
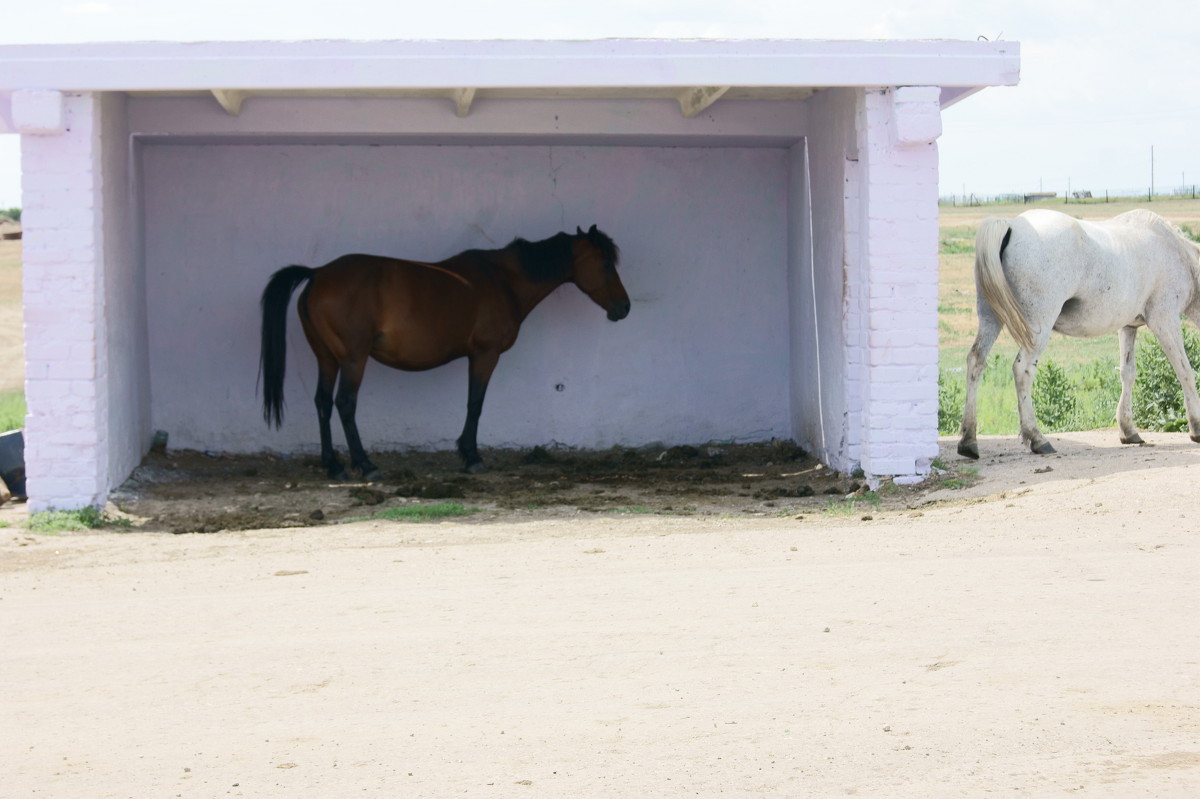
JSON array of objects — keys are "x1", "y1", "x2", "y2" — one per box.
[{"x1": 940, "y1": 184, "x2": 1200, "y2": 207}]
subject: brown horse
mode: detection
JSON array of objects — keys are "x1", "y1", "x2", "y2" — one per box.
[{"x1": 259, "y1": 225, "x2": 630, "y2": 480}]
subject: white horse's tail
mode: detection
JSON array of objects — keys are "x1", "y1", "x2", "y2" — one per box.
[{"x1": 975, "y1": 217, "x2": 1036, "y2": 353}]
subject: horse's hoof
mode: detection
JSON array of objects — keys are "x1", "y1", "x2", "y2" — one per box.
[
  {"x1": 464, "y1": 461, "x2": 486, "y2": 475},
  {"x1": 360, "y1": 468, "x2": 382, "y2": 482},
  {"x1": 1120, "y1": 432, "x2": 1144, "y2": 445},
  {"x1": 1032, "y1": 441, "x2": 1056, "y2": 455},
  {"x1": 328, "y1": 469, "x2": 350, "y2": 482},
  {"x1": 1191, "y1": 433, "x2": 1200, "y2": 444},
  {"x1": 957, "y1": 440, "x2": 980, "y2": 460}
]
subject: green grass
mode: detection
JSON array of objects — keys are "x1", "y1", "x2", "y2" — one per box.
[
  {"x1": 0, "y1": 391, "x2": 24, "y2": 432},
  {"x1": 939, "y1": 465, "x2": 980, "y2": 490},
  {"x1": 27, "y1": 507, "x2": 131, "y2": 533},
  {"x1": 823, "y1": 492, "x2": 882, "y2": 516},
  {"x1": 372, "y1": 503, "x2": 476, "y2": 522},
  {"x1": 940, "y1": 350, "x2": 1123, "y2": 436},
  {"x1": 938, "y1": 226, "x2": 976, "y2": 255}
]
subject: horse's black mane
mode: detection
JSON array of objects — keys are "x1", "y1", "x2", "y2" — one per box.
[
  {"x1": 502, "y1": 227, "x2": 621, "y2": 283},
  {"x1": 508, "y1": 232, "x2": 577, "y2": 282}
]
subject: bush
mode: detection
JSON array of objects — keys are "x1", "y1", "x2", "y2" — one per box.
[
  {"x1": 0, "y1": 208, "x2": 20, "y2": 222},
  {"x1": 1032, "y1": 358, "x2": 1078, "y2": 432},
  {"x1": 1133, "y1": 328, "x2": 1200, "y2": 432},
  {"x1": 938, "y1": 368, "x2": 965, "y2": 434}
]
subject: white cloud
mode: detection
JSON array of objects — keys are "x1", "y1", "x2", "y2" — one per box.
[{"x1": 64, "y1": 2, "x2": 114, "y2": 14}]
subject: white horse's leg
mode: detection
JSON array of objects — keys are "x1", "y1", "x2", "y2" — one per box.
[
  {"x1": 958, "y1": 306, "x2": 1001, "y2": 459},
  {"x1": 1013, "y1": 329, "x2": 1055, "y2": 455},
  {"x1": 1117, "y1": 325, "x2": 1143, "y2": 444},
  {"x1": 1144, "y1": 312, "x2": 1200, "y2": 442}
]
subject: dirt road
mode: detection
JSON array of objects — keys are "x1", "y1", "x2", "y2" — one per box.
[{"x1": 3, "y1": 431, "x2": 1200, "y2": 797}]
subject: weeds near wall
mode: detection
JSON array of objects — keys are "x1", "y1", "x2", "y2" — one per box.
[{"x1": 28, "y1": 507, "x2": 131, "y2": 533}]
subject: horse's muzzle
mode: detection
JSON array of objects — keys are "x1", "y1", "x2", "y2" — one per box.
[{"x1": 607, "y1": 299, "x2": 631, "y2": 322}]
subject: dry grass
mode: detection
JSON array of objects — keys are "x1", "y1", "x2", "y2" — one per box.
[
  {"x1": 939, "y1": 196, "x2": 1200, "y2": 229},
  {"x1": 0, "y1": 240, "x2": 21, "y2": 394}
]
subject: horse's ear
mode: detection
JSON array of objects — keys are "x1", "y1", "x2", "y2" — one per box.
[
  {"x1": 588, "y1": 224, "x2": 598, "y2": 236},
  {"x1": 576, "y1": 226, "x2": 585, "y2": 236}
]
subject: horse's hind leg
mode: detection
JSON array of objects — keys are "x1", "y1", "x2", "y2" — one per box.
[
  {"x1": 314, "y1": 360, "x2": 348, "y2": 480},
  {"x1": 1013, "y1": 329, "x2": 1056, "y2": 455},
  {"x1": 334, "y1": 358, "x2": 381, "y2": 481},
  {"x1": 1145, "y1": 312, "x2": 1200, "y2": 443},
  {"x1": 958, "y1": 305, "x2": 1001, "y2": 459},
  {"x1": 1117, "y1": 325, "x2": 1144, "y2": 444}
]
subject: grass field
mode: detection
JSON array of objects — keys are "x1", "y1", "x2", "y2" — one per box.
[{"x1": 938, "y1": 197, "x2": 1200, "y2": 435}]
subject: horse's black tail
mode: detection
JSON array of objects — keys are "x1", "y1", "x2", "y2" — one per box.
[{"x1": 259, "y1": 265, "x2": 315, "y2": 429}]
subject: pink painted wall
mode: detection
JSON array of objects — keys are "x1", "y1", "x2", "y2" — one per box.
[{"x1": 141, "y1": 142, "x2": 795, "y2": 454}]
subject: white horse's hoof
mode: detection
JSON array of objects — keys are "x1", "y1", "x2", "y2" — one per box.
[{"x1": 1032, "y1": 441, "x2": 1056, "y2": 455}]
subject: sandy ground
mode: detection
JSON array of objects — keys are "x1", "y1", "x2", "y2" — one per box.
[{"x1": 3, "y1": 430, "x2": 1200, "y2": 797}]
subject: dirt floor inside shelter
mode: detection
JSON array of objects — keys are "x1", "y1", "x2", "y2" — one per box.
[{"x1": 107, "y1": 441, "x2": 900, "y2": 533}]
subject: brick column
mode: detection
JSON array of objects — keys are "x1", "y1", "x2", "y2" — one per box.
[
  {"x1": 853, "y1": 87, "x2": 942, "y2": 478},
  {"x1": 17, "y1": 91, "x2": 108, "y2": 510}
]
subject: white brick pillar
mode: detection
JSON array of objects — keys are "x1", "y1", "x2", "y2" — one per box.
[
  {"x1": 850, "y1": 86, "x2": 942, "y2": 478},
  {"x1": 18, "y1": 91, "x2": 109, "y2": 510}
]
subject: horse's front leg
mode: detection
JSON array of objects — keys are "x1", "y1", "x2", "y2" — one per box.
[
  {"x1": 1116, "y1": 325, "x2": 1144, "y2": 444},
  {"x1": 1013, "y1": 334, "x2": 1055, "y2": 455},
  {"x1": 457, "y1": 351, "x2": 500, "y2": 473}
]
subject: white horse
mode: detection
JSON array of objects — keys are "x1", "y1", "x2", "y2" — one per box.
[{"x1": 958, "y1": 208, "x2": 1200, "y2": 459}]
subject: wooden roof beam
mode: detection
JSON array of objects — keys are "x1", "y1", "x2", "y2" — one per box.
[
  {"x1": 211, "y1": 89, "x2": 248, "y2": 116},
  {"x1": 451, "y1": 87, "x2": 476, "y2": 117},
  {"x1": 677, "y1": 86, "x2": 730, "y2": 118}
]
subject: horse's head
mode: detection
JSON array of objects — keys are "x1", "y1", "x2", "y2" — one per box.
[{"x1": 571, "y1": 225, "x2": 630, "y2": 321}]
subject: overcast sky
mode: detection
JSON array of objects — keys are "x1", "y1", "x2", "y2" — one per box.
[{"x1": 0, "y1": 0, "x2": 1196, "y2": 207}]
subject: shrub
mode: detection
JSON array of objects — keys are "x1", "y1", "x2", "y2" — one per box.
[
  {"x1": 1133, "y1": 328, "x2": 1200, "y2": 432},
  {"x1": 1032, "y1": 358, "x2": 1078, "y2": 432},
  {"x1": 0, "y1": 208, "x2": 20, "y2": 222},
  {"x1": 937, "y1": 369, "x2": 965, "y2": 434}
]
